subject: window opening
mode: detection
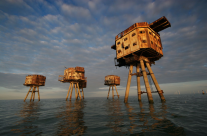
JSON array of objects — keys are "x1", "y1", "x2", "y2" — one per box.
[
  {"x1": 140, "y1": 31, "x2": 145, "y2": 34},
  {"x1": 122, "y1": 43, "x2": 124, "y2": 48},
  {"x1": 142, "y1": 40, "x2": 147, "y2": 43},
  {"x1": 125, "y1": 45, "x2": 129, "y2": 50},
  {"x1": 133, "y1": 42, "x2": 137, "y2": 46}
]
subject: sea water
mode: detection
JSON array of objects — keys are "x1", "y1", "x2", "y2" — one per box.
[{"x1": 0, "y1": 94, "x2": 207, "y2": 135}]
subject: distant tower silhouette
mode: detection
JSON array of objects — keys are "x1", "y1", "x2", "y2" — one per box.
[
  {"x1": 58, "y1": 66, "x2": 87, "y2": 101},
  {"x1": 111, "y1": 16, "x2": 171, "y2": 103},
  {"x1": 23, "y1": 75, "x2": 46, "y2": 102},
  {"x1": 104, "y1": 75, "x2": 120, "y2": 99}
]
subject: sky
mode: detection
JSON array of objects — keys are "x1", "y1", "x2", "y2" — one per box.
[{"x1": 0, "y1": 0, "x2": 207, "y2": 100}]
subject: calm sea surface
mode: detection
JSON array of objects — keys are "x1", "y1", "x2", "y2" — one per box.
[{"x1": 0, "y1": 94, "x2": 207, "y2": 136}]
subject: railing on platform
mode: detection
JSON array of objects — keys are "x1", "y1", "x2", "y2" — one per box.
[{"x1": 58, "y1": 75, "x2": 64, "y2": 81}]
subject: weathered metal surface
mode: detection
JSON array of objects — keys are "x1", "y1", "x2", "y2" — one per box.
[
  {"x1": 149, "y1": 16, "x2": 171, "y2": 32},
  {"x1": 59, "y1": 66, "x2": 86, "y2": 82},
  {"x1": 24, "y1": 75, "x2": 46, "y2": 86},
  {"x1": 115, "y1": 24, "x2": 163, "y2": 63},
  {"x1": 136, "y1": 65, "x2": 141, "y2": 102},
  {"x1": 140, "y1": 60, "x2": 154, "y2": 104},
  {"x1": 79, "y1": 81, "x2": 87, "y2": 88},
  {"x1": 24, "y1": 86, "x2": 40, "y2": 102},
  {"x1": 65, "y1": 82, "x2": 84, "y2": 101},
  {"x1": 124, "y1": 65, "x2": 133, "y2": 103},
  {"x1": 59, "y1": 66, "x2": 87, "y2": 101},
  {"x1": 107, "y1": 85, "x2": 120, "y2": 99},
  {"x1": 104, "y1": 75, "x2": 120, "y2": 86},
  {"x1": 113, "y1": 16, "x2": 170, "y2": 67},
  {"x1": 75, "y1": 66, "x2": 85, "y2": 72},
  {"x1": 112, "y1": 17, "x2": 169, "y2": 104},
  {"x1": 146, "y1": 62, "x2": 165, "y2": 102}
]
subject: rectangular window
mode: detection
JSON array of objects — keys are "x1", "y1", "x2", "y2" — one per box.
[
  {"x1": 133, "y1": 42, "x2": 137, "y2": 46},
  {"x1": 125, "y1": 45, "x2": 129, "y2": 50},
  {"x1": 142, "y1": 40, "x2": 147, "y2": 43}
]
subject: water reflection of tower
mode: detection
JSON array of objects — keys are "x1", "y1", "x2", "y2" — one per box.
[
  {"x1": 105, "y1": 99, "x2": 126, "y2": 134},
  {"x1": 56, "y1": 100, "x2": 87, "y2": 135},
  {"x1": 11, "y1": 102, "x2": 41, "y2": 135},
  {"x1": 125, "y1": 102, "x2": 185, "y2": 135},
  {"x1": 144, "y1": 103, "x2": 185, "y2": 135},
  {"x1": 125, "y1": 103, "x2": 138, "y2": 134}
]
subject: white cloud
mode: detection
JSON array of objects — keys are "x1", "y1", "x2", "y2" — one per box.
[
  {"x1": 1, "y1": 0, "x2": 207, "y2": 99},
  {"x1": 61, "y1": 4, "x2": 91, "y2": 19}
]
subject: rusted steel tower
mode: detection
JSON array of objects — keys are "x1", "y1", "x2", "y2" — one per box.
[
  {"x1": 104, "y1": 75, "x2": 120, "y2": 99},
  {"x1": 58, "y1": 66, "x2": 87, "y2": 101},
  {"x1": 111, "y1": 16, "x2": 171, "y2": 103},
  {"x1": 23, "y1": 75, "x2": 46, "y2": 102}
]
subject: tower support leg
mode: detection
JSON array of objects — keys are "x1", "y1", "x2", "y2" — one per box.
[
  {"x1": 24, "y1": 86, "x2": 32, "y2": 102},
  {"x1": 77, "y1": 83, "x2": 82, "y2": 100},
  {"x1": 69, "y1": 83, "x2": 74, "y2": 101},
  {"x1": 107, "y1": 86, "x2": 111, "y2": 99},
  {"x1": 30, "y1": 86, "x2": 35, "y2": 102},
  {"x1": 124, "y1": 65, "x2": 133, "y2": 103},
  {"x1": 115, "y1": 85, "x2": 119, "y2": 98},
  {"x1": 66, "y1": 83, "x2": 72, "y2": 101},
  {"x1": 33, "y1": 87, "x2": 36, "y2": 101},
  {"x1": 112, "y1": 86, "x2": 114, "y2": 99},
  {"x1": 146, "y1": 62, "x2": 166, "y2": 102},
  {"x1": 37, "y1": 86, "x2": 40, "y2": 101},
  {"x1": 140, "y1": 60, "x2": 154, "y2": 104},
  {"x1": 136, "y1": 65, "x2": 141, "y2": 101}
]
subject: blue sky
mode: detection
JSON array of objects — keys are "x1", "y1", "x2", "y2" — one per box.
[{"x1": 0, "y1": 0, "x2": 207, "y2": 100}]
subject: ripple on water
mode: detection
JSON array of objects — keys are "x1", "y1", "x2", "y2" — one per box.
[{"x1": 0, "y1": 94, "x2": 207, "y2": 135}]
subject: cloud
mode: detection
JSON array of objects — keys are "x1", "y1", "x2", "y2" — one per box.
[
  {"x1": 0, "y1": 0, "x2": 207, "y2": 99},
  {"x1": 61, "y1": 4, "x2": 92, "y2": 21}
]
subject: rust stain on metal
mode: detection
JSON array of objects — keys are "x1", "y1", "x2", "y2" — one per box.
[
  {"x1": 24, "y1": 75, "x2": 46, "y2": 86},
  {"x1": 58, "y1": 66, "x2": 87, "y2": 100},
  {"x1": 104, "y1": 75, "x2": 120, "y2": 86},
  {"x1": 105, "y1": 75, "x2": 120, "y2": 99},
  {"x1": 23, "y1": 75, "x2": 46, "y2": 102},
  {"x1": 111, "y1": 16, "x2": 171, "y2": 103},
  {"x1": 112, "y1": 16, "x2": 171, "y2": 67}
]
